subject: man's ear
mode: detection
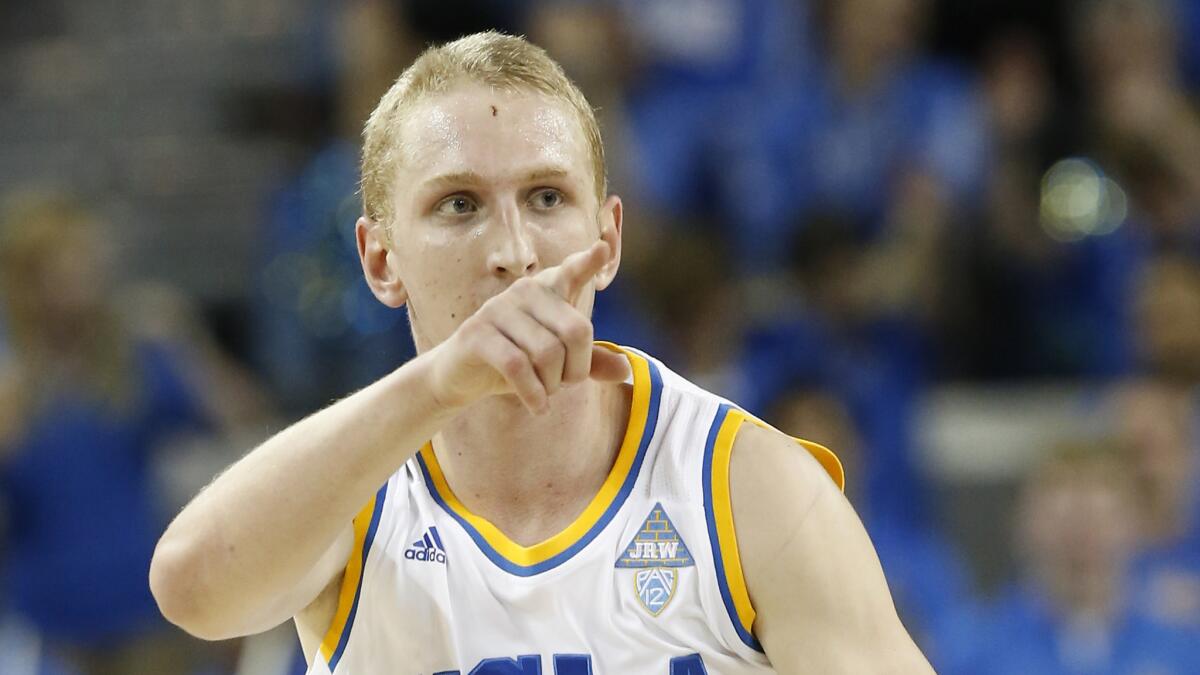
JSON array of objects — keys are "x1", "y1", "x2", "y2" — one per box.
[
  {"x1": 357, "y1": 216, "x2": 408, "y2": 308},
  {"x1": 594, "y1": 195, "x2": 623, "y2": 291}
]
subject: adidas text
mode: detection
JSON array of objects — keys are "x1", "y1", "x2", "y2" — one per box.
[{"x1": 405, "y1": 547, "x2": 447, "y2": 563}]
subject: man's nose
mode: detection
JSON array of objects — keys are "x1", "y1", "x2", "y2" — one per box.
[{"x1": 486, "y1": 204, "x2": 538, "y2": 279}]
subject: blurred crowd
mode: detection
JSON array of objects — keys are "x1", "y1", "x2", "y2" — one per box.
[{"x1": 3, "y1": 0, "x2": 1200, "y2": 673}]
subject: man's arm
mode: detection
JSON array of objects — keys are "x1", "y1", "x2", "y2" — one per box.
[
  {"x1": 149, "y1": 353, "x2": 458, "y2": 640},
  {"x1": 149, "y1": 239, "x2": 627, "y2": 641},
  {"x1": 729, "y1": 423, "x2": 935, "y2": 674}
]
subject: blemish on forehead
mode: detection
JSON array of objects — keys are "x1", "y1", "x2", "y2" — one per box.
[{"x1": 490, "y1": 105, "x2": 498, "y2": 117}]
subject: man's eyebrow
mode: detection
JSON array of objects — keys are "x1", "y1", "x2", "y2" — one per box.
[
  {"x1": 420, "y1": 166, "x2": 575, "y2": 193},
  {"x1": 521, "y1": 167, "x2": 572, "y2": 183},
  {"x1": 421, "y1": 170, "x2": 485, "y2": 192}
]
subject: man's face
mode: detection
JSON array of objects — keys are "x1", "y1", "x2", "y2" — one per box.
[
  {"x1": 38, "y1": 224, "x2": 111, "y2": 324},
  {"x1": 379, "y1": 82, "x2": 615, "y2": 352},
  {"x1": 1111, "y1": 383, "x2": 1195, "y2": 521},
  {"x1": 1019, "y1": 464, "x2": 1137, "y2": 596}
]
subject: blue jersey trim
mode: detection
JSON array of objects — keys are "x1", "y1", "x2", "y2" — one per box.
[
  {"x1": 703, "y1": 403, "x2": 764, "y2": 652},
  {"x1": 328, "y1": 482, "x2": 388, "y2": 670},
  {"x1": 417, "y1": 358, "x2": 663, "y2": 577}
]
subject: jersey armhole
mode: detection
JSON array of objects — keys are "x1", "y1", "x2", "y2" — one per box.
[
  {"x1": 702, "y1": 404, "x2": 846, "y2": 653},
  {"x1": 316, "y1": 482, "x2": 389, "y2": 671}
]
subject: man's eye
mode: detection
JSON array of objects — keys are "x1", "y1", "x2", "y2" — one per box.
[
  {"x1": 531, "y1": 189, "x2": 564, "y2": 209},
  {"x1": 435, "y1": 195, "x2": 477, "y2": 216}
]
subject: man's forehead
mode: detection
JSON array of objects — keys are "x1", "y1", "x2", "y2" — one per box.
[{"x1": 400, "y1": 85, "x2": 588, "y2": 172}]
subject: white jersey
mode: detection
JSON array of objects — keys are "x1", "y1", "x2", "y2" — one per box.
[{"x1": 305, "y1": 343, "x2": 843, "y2": 675}]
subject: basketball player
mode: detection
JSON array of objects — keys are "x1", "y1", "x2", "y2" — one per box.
[{"x1": 150, "y1": 32, "x2": 934, "y2": 674}]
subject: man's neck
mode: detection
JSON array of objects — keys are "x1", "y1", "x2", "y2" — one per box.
[{"x1": 431, "y1": 378, "x2": 631, "y2": 545}]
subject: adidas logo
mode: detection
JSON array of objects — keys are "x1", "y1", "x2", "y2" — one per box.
[{"x1": 404, "y1": 526, "x2": 447, "y2": 563}]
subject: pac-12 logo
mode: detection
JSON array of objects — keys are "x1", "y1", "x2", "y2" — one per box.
[
  {"x1": 635, "y1": 568, "x2": 677, "y2": 615},
  {"x1": 616, "y1": 503, "x2": 695, "y2": 616}
]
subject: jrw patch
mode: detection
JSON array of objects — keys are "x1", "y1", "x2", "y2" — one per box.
[{"x1": 616, "y1": 503, "x2": 694, "y2": 615}]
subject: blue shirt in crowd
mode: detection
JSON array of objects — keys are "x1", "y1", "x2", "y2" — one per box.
[
  {"x1": 941, "y1": 585, "x2": 1200, "y2": 675},
  {"x1": 0, "y1": 342, "x2": 208, "y2": 646}
]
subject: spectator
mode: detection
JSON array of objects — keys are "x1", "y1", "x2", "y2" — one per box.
[
  {"x1": 252, "y1": 0, "x2": 421, "y2": 415},
  {"x1": 950, "y1": 31, "x2": 1141, "y2": 379},
  {"x1": 731, "y1": 0, "x2": 986, "y2": 269},
  {"x1": 613, "y1": 0, "x2": 812, "y2": 228},
  {"x1": 1106, "y1": 380, "x2": 1200, "y2": 631},
  {"x1": 1080, "y1": 0, "x2": 1200, "y2": 252},
  {"x1": 0, "y1": 191, "x2": 264, "y2": 675},
  {"x1": 721, "y1": 0, "x2": 988, "y2": 401},
  {"x1": 952, "y1": 443, "x2": 1198, "y2": 674}
]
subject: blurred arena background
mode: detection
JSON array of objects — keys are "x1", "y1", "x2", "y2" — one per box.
[{"x1": 2, "y1": 0, "x2": 1200, "y2": 673}]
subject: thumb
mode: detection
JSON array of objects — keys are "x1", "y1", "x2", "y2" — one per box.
[{"x1": 588, "y1": 345, "x2": 632, "y2": 383}]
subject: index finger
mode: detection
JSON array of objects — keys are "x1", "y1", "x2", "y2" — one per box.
[{"x1": 541, "y1": 239, "x2": 611, "y2": 302}]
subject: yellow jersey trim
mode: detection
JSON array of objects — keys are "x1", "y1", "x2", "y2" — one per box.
[
  {"x1": 711, "y1": 408, "x2": 757, "y2": 637},
  {"x1": 318, "y1": 488, "x2": 383, "y2": 665}
]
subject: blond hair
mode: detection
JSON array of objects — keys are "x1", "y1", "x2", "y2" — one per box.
[{"x1": 361, "y1": 31, "x2": 606, "y2": 225}]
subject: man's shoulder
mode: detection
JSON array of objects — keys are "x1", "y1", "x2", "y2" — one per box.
[
  {"x1": 724, "y1": 420, "x2": 851, "y2": 591},
  {"x1": 730, "y1": 422, "x2": 840, "y2": 509}
]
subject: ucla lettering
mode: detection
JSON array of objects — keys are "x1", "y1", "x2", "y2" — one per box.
[
  {"x1": 552, "y1": 654, "x2": 592, "y2": 675},
  {"x1": 669, "y1": 654, "x2": 709, "y2": 675},
  {"x1": 469, "y1": 655, "x2": 540, "y2": 675},
  {"x1": 439, "y1": 654, "x2": 706, "y2": 673}
]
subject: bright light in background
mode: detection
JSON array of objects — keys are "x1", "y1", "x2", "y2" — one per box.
[{"x1": 1039, "y1": 157, "x2": 1128, "y2": 242}]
